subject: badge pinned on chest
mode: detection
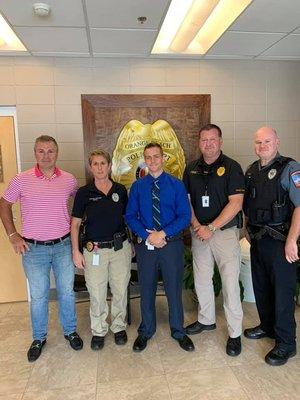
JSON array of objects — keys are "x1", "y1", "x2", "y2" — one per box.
[
  {"x1": 268, "y1": 169, "x2": 277, "y2": 180},
  {"x1": 112, "y1": 193, "x2": 119, "y2": 202},
  {"x1": 217, "y1": 166, "x2": 225, "y2": 176}
]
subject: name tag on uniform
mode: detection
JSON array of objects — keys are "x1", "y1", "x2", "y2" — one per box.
[
  {"x1": 202, "y1": 195, "x2": 209, "y2": 207},
  {"x1": 145, "y1": 240, "x2": 154, "y2": 250},
  {"x1": 92, "y1": 253, "x2": 100, "y2": 266}
]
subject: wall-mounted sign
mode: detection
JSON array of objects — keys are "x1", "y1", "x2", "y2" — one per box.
[{"x1": 111, "y1": 119, "x2": 185, "y2": 190}]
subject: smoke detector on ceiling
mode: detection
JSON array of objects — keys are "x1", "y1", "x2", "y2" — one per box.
[{"x1": 33, "y1": 3, "x2": 51, "y2": 17}]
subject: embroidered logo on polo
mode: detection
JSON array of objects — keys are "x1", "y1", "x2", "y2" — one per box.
[
  {"x1": 291, "y1": 171, "x2": 300, "y2": 188},
  {"x1": 112, "y1": 193, "x2": 119, "y2": 202},
  {"x1": 268, "y1": 169, "x2": 277, "y2": 180},
  {"x1": 217, "y1": 166, "x2": 225, "y2": 176}
]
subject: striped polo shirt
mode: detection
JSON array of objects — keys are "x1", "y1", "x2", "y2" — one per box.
[{"x1": 2, "y1": 165, "x2": 77, "y2": 241}]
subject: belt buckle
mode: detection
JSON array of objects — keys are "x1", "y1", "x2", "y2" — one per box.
[
  {"x1": 44, "y1": 240, "x2": 54, "y2": 245},
  {"x1": 85, "y1": 241, "x2": 94, "y2": 252}
]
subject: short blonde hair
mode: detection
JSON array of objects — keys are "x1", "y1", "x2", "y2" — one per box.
[{"x1": 88, "y1": 149, "x2": 111, "y2": 165}]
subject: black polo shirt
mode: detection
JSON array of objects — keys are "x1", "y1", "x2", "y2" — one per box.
[
  {"x1": 72, "y1": 180, "x2": 128, "y2": 241},
  {"x1": 183, "y1": 152, "x2": 245, "y2": 225}
]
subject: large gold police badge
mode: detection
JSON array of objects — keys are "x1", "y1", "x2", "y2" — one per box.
[{"x1": 111, "y1": 120, "x2": 186, "y2": 190}]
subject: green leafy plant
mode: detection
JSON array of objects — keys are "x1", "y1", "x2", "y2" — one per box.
[{"x1": 183, "y1": 245, "x2": 244, "y2": 301}]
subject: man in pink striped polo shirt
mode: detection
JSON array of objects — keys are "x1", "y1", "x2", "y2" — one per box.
[{"x1": 0, "y1": 135, "x2": 83, "y2": 362}]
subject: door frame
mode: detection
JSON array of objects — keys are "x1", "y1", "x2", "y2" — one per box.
[
  {"x1": 0, "y1": 106, "x2": 30, "y2": 302},
  {"x1": 0, "y1": 107, "x2": 21, "y2": 173}
]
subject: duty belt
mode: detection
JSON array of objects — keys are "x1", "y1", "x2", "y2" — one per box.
[
  {"x1": 84, "y1": 232, "x2": 127, "y2": 251},
  {"x1": 247, "y1": 225, "x2": 287, "y2": 242}
]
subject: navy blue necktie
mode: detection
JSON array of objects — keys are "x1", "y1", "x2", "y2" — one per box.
[{"x1": 152, "y1": 179, "x2": 161, "y2": 231}]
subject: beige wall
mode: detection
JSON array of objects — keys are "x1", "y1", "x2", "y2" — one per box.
[{"x1": 0, "y1": 56, "x2": 299, "y2": 183}]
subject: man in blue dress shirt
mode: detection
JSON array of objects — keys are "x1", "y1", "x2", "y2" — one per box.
[{"x1": 126, "y1": 142, "x2": 194, "y2": 352}]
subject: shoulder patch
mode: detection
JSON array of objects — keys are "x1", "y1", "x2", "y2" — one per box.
[{"x1": 291, "y1": 171, "x2": 300, "y2": 188}]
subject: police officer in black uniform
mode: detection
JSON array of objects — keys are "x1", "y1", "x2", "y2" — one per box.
[
  {"x1": 71, "y1": 149, "x2": 132, "y2": 351},
  {"x1": 244, "y1": 126, "x2": 300, "y2": 366},
  {"x1": 184, "y1": 123, "x2": 245, "y2": 357}
]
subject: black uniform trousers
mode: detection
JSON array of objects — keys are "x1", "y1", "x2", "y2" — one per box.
[
  {"x1": 135, "y1": 239, "x2": 185, "y2": 340},
  {"x1": 250, "y1": 235, "x2": 297, "y2": 351}
]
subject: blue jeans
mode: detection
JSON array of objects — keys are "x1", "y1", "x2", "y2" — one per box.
[{"x1": 22, "y1": 236, "x2": 77, "y2": 341}]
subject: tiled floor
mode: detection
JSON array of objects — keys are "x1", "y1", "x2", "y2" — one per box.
[{"x1": 0, "y1": 292, "x2": 299, "y2": 400}]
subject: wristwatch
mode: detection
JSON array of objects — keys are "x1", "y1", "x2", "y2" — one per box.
[{"x1": 207, "y1": 224, "x2": 216, "y2": 233}]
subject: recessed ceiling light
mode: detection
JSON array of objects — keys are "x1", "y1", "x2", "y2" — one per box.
[
  {"x1": 0, "y1": 13, "x2": 27, "y2": 52},
  {"x1": 152, "y1": 0, "x2": 253, "y2": 55}
]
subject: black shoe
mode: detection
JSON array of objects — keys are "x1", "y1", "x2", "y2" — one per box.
[
  {"x1": 226, "y1": 336, "x2": 241, "y2": 357},
  {"x1": 244, "y1": 325, "x2": 274, "y2": 340},
  {"x1": 265, "y1": 346, "x2": 296, "y2": 366},
  {"x1": 27, "y1": 339, "x2": 46, "y2": 362},
  {"x1": 133, "y1": 335, "x2": 148, "y2": 352},
  {"x1": 91, "y1": 335, "x2": 105, "y2": 350},
  {"x1": 177, "y1": 335, "x2": 195, "y2": 352},
  {"x1": 64, "y1": 332, "x2": 83, "y2": 350},
  {"x1": 185, "y1": 321, "x2": 216, "y2": 335},
  {"x1": 114, "y1": 330, "x2": 128, "y2": 345}
]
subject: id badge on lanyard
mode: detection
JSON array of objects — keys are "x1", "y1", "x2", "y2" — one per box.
[
  {"x1": 92, "y1": 244, "x2": 100, "y2": 266},
  {"x1": 202, "y1": 195, "x2": 209, "y2": 207}
]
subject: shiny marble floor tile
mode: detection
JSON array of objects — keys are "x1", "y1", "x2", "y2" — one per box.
[
  {"x1": 167, "y1": 367, "x2": 249, "y2": 400},
  {"x1": 231, "y1": 360, "x2": 300, "y2": 400},
  {"x1": 0, "y1": 394, "x2": 23, "y2": 400},
  {"x1": 96, "y1": 375, "x2": 171, "y2": 400},
  {"x1": 96, "y1": 334, "x2": 164, "y2": 383},
  {"x1": 0, "y1": 293, "x2": 299, "y2": 399},
  {"x1": 0, "y1": 352, "x2": 33, "y2": 395},
  {"x1": 6, "y1": 301, "x2": 30, "y2": 316},
  {"x1": 0, "y1": 328, "x2": 33, "y2": 354},
  {"x1": 26, "y1": 343, "x2": 98, "y2": 391},
  {"x1": 158, "y1": 332, "x2": 227, "y2": 374},
  {"x1": 0, "y1": 303, "x2": 12, "y2": 319},
  {"x1": 23, "y1": 385, "x2": 96, "y2": 400},
  {"x1": 0, "y1": 313, "x2": 30, "y2": 332}
]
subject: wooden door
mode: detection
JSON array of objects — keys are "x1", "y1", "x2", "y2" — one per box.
[{"x1": 0, "y1": 116, "x2": 27, "y2": 302}]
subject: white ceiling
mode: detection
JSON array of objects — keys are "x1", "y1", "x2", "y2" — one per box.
[{"x1": 0, "y1": 0, "x2": 300, "y2": 59}]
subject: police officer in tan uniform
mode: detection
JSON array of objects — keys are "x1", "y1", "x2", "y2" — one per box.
[{"x1": 183, "y1": 124, "x2": 245, "y2": 357}]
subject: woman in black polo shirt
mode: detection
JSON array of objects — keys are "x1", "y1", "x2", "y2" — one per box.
[{"x1": 71, "y1": 149, "x2": 132, "y2": 350}]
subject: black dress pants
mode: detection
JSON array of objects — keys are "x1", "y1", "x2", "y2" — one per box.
[
  {"x1": 135, "y1": 240, "x2": 185, "y2": 340},
  {"x1": 250, "y1": 235, "x2": 297, "y2": 351}
]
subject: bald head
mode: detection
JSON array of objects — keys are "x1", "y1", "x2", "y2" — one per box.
[{"x1": 254, "y1": 126, "x2": 280, "y2": 165}]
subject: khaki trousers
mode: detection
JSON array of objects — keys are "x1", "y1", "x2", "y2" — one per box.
[
  {"x1": 84, "y1": 240, "x2": 132, "y2": 336},
  {"x1": 191, "y1": 227, "x2": 243, "y2": 338}
]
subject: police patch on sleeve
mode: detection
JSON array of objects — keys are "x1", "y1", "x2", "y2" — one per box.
[
  {"x1": 112, "y1": 193, "x2": 119, "y2": 202},
  {"x1": 291, "y1": 171, "x2": 300, "y2": 188}
]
